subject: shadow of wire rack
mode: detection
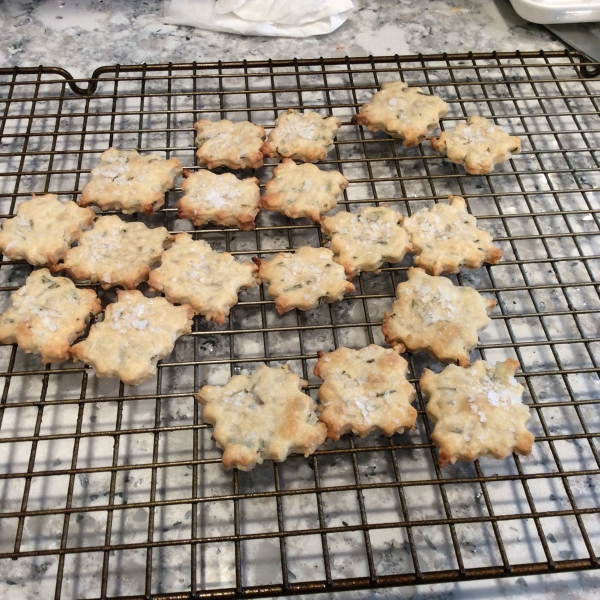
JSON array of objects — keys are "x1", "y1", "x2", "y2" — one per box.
[{"x1": 0, "y1": 50, "x2": 599, "y2": 599}]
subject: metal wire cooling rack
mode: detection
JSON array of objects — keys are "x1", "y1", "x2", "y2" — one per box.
[{"x1": 0, "y1": 50, "x2": 599, "y2": 599}]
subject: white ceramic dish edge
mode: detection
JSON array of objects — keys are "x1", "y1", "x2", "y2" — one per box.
[{"x1": 510, "y1": 0, "x2": 600, "y2": 24}]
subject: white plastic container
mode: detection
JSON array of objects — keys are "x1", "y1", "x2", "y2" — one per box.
[{"x1": 510, "y1": 0, "x2": 600, "y2": 23}]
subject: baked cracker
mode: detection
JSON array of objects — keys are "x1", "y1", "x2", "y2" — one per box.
[
  {"x1": 148, "y1": 233, "x2": 258, "y2": 325},
  {"x1": 197, "y1": 363, "x2": 327, "y2": 471},
  {"x1": 0, "y1": 268, "x2": 101, "y2": 364},
  {"x1": 256, "y1": 246, "x2": 355, "y2": 314},
  {"x1": 194, "y1": 119, "x2": 266, "y2": 170},
  {"x1": 259, "y1": 159, "x2": 348, "y2": 222},
  {"x1": 0, "y1": 194, "x2": 95, "y2": 268},
  {"x1": 403, "y1": 195, "x2": 502, "y2": 276},
  {"x1": 382, "y1": 267, "x2": 496, "y2": 366},
  {"x1": 79, "y1": 147, "x2": 182, "y2": 215},
  {"x1": 321, "y1": 205, "x2": 411, "y2": 278},
  {"x1": 421, "y1": 358, "x2": 534, "y2": 467},
  {"x1": 430, "y1": 115, "x2": 521, "y2": 175},
  {"x1": 261, "y1": 109, "x2": 342, "y2": 163},
  {"x1": 177, "y1": 169, "x2": 260, "y2": 231},
  {"x1": 314, "y1": 345, "x2": 417, "y2": 440},
  {"x1": 351, "y1": 81, "x2": 448, "y2": 147},
  {"x1": 61, "y1": 215, "x2": 171, "y2": 290},
  {"x1": 71, "y1": 289, "x2": 193, "y2": 386}
]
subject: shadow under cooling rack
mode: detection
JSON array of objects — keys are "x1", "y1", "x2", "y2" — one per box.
[{"x1": 0, "y1": 51, "x2": 598, "y2": 599}]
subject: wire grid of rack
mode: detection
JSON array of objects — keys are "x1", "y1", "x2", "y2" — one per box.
[{"x1": 0, "y1": 50, "x2": 598, "y2": 599}]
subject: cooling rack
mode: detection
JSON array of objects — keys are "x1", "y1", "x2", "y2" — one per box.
[{"x1": 0, "y1": 50, "x2": 598, "y2": 600}]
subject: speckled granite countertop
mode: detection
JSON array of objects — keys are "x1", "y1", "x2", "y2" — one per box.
[
  {"x1": 1, "y1": 0, "x2": 564, "y2": 78},
  {"x1": 1, "y1": 1, "x2": 599, "y2": 599}
]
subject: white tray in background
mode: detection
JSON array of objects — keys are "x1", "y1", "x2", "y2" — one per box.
[{"x1": 510, "y1": 0, "x2": 600, "y2": 23}]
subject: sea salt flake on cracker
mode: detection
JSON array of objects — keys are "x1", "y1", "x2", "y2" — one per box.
[
  {"x1": 382, "y1": 267, "x2": 496, "y2": 366},
  {"x1": 256, "y1": 246, "x2": 354, "y2": 314},
  {"x1": 430, "y1": 115, "x2": 521, "y2": 175},
  {"x1": 194, "y1": 119, "x2": 266, "y2": 170},
  {"x1": 260, "y1": 158, "x2": 348, "y2": 222},
  {"x1": 314, "y1": 345, "x2": 416, "y2": 440},
  {"x1": 0, "y1": 194, "x2": 95, "y2": 268},
  {"x1": 196, "y1": 364, "x2": 327, "y2": 471},
  {"x1": 80, "y1": 147, "x2": 182, "y2": 215},
  {"x1": 421, "y1": 358, "x2": 534, "y2": 467},
  {"x1": 352, "y1": 81, "x2": 448, "y2": 147},
  {"x1": 0, "y1": 269, "x2": 101, "y2": 363},
  {"x1": 148, "y1": 233, "x2": 257, "y2": 325},
  {"x1": 261, "y1": 109, "x2": 341, "y2": 163},
  {"x1": 321, "y1": 205, "x2": 410, "y2": 278},
  {"x1": 61, "y1": 215, "x2": 171, "y2": 290},
  {"x1": 71, "y1": 289, "x2": 193, "y2": 386},
  {"x1": 403, "y1": 195, "x2": 502, "y2": 276},
  {"x1": 177, "y1": 169, "x2": 260, "y2": 231}
]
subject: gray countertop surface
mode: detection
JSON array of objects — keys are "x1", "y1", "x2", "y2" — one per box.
[
  {"x1": 1, "y1": 0, "x2": 565, "y2": 79},
  {"x1": 0, "y1": 1, "x2": 598, "y2": 599}
]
